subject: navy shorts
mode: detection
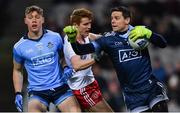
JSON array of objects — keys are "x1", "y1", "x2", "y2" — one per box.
[
  {"x1": 123, "y1": 78, "x2": 168, "y2": 112},
  {"x1": 28, "y1": 84, "x2": 73, "y2": 107}
]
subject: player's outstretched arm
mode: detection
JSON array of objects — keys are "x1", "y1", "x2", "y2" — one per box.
[
  {"x1": 129, "y1": 26, "x2": 167, "y2": 48},
  {"x1": 71, "y1": 42, "x2": 95, "y2": 55},
  {"x1": 13, "y1": 60, "x2": 23, "y2": 112},
  {"x1": 88, "y1": 33, "x2": 102, "y2": 40}
]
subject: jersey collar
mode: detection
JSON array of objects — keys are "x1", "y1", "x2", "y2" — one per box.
[
  {"x1": 23, "y1": 29, "x2": 47, "y2": 41},
  {"x1": 116, "y1": 25, "x2": 134, "y2": 39}
]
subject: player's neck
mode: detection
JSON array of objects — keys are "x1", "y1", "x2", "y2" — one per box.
[
  {"x1": 117, "y1": 25, "x2": 129, "y2": 34},
  {"x1": 77, "y1": 35, "x2": 86, "y2": 44},
  {"x1": 28, "y1": 29, "x2": 43, "y2": 39},
  {"x1": 121, "y1": 25, "x2": 129, "y2": 32}
]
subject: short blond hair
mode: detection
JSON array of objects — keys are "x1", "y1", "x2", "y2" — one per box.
[{"x1": 25, "y1": 5, "x2": 43, "y2": 16}]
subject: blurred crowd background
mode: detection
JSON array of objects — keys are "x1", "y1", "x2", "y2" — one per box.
[{"x1": 0, "y1": 0, "x2": 180, "y2": 112}]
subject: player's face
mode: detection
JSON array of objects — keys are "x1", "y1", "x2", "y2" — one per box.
[
  {"x1": 24, "y1": 11, "x2": 44, "y2": 33},
  {"x1": 75, "y1": 17, "x2": 92, "y2": 38},
  {"x1": 111, "y1": 11, "x2": 130, "y2": 32}
]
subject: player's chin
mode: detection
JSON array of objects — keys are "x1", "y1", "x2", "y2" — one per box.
[
  {"x1": 31, "y1": 28, "x2": 40, "y2": 32},
  {"x1": 112, "y1": 28, "x2": 119, "y2": 32},
  {"x1": 84, "y1": 32, "x2": 89, "y2": 37}
]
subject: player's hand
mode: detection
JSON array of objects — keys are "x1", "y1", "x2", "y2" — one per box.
[
  {"x1": 129, "y1": 26, "x2": 152, "y2": 42},
  {"x1": 15, "y1": 92, "x2": 23, "y2": 112},
  {"x1": 63, "y1": 26, "x2": 77, "y2": 43},
  {"x1": 62, "y1": 66, "x2": 74, "y2": 82}
]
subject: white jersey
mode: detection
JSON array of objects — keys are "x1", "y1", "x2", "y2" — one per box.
[{"x1": 63, "y1": 36, "x2": 94, "y2": 90}]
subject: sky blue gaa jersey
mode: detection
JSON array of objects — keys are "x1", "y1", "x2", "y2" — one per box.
[
  {"x1": 13, "y1": 30, "x2": 64, "y2": 91},
  {"x1": 92, "y1": 25, "x2": 154, "y2": 92}
]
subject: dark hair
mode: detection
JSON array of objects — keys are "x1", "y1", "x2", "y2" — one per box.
[
  {"x1": 70, "y1": 8, "x2": 93, "y2": 25},
  {"x1": 111, "y1": 6, "x2": 131, "y2": 19},
  {"x1": 25, "y1": 5, "x2": 43, "y2": 16}
]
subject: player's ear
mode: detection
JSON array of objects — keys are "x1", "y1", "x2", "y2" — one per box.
[
  {"x1": 42, "y1": 17, "x2": 45, "y2": 24},
  {"x1": 74, "y1": 23, "x2": 78, "y2": 27},
  {"x1": 24, "y1": 18, "x2": 27, "y2": 25},
  {"x1": 125, "y1": 17, "x2": 130, "y2": 24}
]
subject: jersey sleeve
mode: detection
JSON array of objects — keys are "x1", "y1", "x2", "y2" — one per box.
[
  {"x1": 69, "y1": 36, "x2": 106, "y2": 55},
  {"x1": 63, "y1": 35, "x2": 76, "y2": 59},
  {"x1": 13, "y1": 47, "x2": 24, "y2": 64},
  {"x1": 92, "y1": 36, "x2": 106, "y2": 53},
  {"x1": 149, "y1": 32, "x2": 167, "y2": 48}
]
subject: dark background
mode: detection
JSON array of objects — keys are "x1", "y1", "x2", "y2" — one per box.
[{"x1": 0, "y1": 0, "x2": 180, "y2": 111}]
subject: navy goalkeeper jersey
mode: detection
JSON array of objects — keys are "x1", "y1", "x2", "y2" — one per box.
[{"x1": 92, "y1": 25, "x2": 166, "y2": 92}]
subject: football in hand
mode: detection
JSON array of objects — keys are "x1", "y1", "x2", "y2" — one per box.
[{"x1": 128, "y1": 37, "x2": 149, "y2": 50}]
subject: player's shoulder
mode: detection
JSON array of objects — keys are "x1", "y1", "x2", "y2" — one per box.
[
  {"x1": 128, "y1": 25, "x2": 134, "y2": 31},
  {"x1": 64, "y1": 35, "x2": 68, "y2": 40},
  {"x1": 14, "y1": 37, "x2": 27, "y2": 49},
  {"x1": 46, "y1": 29, "x2": 61, "y2": 37},
  {"x1": 103, "y1": 31, "x2": 116, "y2": 37},
  {"x1": 46, "y1": 29, "x2": 63, "y2": 43}
]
